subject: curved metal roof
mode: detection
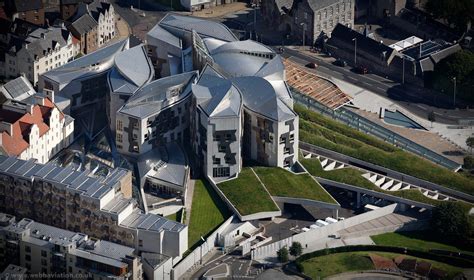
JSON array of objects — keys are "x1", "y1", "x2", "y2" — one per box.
[
  {"x1": 114, "y1": 44, "x2": 154, "y2": 88},
  {"x1": 118, "y1": 71, "x2": 197, "y2": 118}
]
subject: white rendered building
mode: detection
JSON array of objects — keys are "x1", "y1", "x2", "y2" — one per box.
[
  {"x1": 3, "y1": 25, "x2": 75, "y2": 85},
  {"x1": 0, "y1": 95, "x2": 74, "y2": 164}
]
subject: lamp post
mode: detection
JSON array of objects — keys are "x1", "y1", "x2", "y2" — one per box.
[
  {"x1": 452, "y1": 77, "x2": 457, "y2": 108},
  {"x1": 301, "y1": 22, "x2": 306, "y2": 47},
  {"x1": 352, "y1": 37, "x2": 357, "y2": 65},
  {"x1": 252, "y1": 1, "x2": 258, "y2": 39}
]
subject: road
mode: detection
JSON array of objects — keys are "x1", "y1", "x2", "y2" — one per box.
[{"x1": 280, "y1": 47, "x2": 472, "y2": 125}]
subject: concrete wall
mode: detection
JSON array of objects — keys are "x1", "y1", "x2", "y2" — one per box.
[
  {"x1": 251, "y1": 203, "x2": 399, "y2": 260},
  {"x1": 300, "y1": 142, "x2": 473, "y2": 202},
  {"x1": 171, "y1": 215, "x2": 235, "y2": 280}
]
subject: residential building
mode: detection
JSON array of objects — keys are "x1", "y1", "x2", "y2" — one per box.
[
  {"x1": 0, "y1": 95, "x2": 74, "y2": 164},
  {"x1": 72, "y1": 0, "x2": 116, "y2": 48},
  {"x1": 67, "y1": 13, "x2": 98, "y2": 54},
  {"x1": 261, "y1": 0, "x2": 355, "y2": 45},
  {"x1": 60, "y1": 0, "x2": 93, "y2": 21},
  {"x1": 2, "y1": 24, "x2": 75, "y2": 84},
  {"x1": 4, "y1": 0, "x2": 44, "y2": 26},
  {"x1": 0, "y1": 213, "x2": 143, "y2": 279},
  {"x1": 0, "y1": 156, "x2": 188, "y2": 263}
]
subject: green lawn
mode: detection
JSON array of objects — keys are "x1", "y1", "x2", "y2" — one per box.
[
  {"x1": 300, "y1": 251, "x2": 463, "y2": 279},
  {"x1": 300, "y1": 252, "x2": 374, "y2": 278},
  {"x1": 217, "y1": 168, "x2": 279, "y2": 216},
  {"x1": 188, "y1": 179, "x2": 231, "y2": 250},
  {"x1": 296, "y1": 104, "x2": 474, "y2": 196},
  {"x1": 301, "y1": 157, "x2": 472, "y2": 211},
  {"x1": 253, "y1": 166, "x2": 337, "y2": 204},
  {"x1": 371, "y1": 231, "x2": 474, "y2": 255}
]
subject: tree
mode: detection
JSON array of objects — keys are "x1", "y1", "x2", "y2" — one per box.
[
  {"x1": 425, "y1": 0, "x2": 474, "y2": 31},
  {"x1": 431, "y1": 202, "x2": 471, "y2": 243},
  {"x1": 277, "y1": 246, "x2": 289, "y2": 263},
  {"x1": 289, "y1": 242, "x2": 303, "y2": 257},
  {"x1": 464, "y1": 155, "x2": 474, "y2": 170},
  {"x1": 428, "y1": 111, "x2": 436, "y2": 127},
  {"x1": 430, "y1": 50, "x2": 474, "y2": 103},
  {"x1": 467, "y1": 137, "x2": 474, "y2": 154}
]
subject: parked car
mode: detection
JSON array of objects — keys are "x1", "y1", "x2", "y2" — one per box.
[
  {"x1": 333, "y1": 59, "x2": 347, "y2": 67},
  {"x1": 305, "y1": 62, "x2": 318, "y2": 69},
  {"x1": 355, "y1": 65, "x2": 368, "y2": 74}
]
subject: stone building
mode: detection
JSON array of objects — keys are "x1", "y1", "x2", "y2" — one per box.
[{"x1": 261, "y1": 0, "x2": 355, "y2": 45}]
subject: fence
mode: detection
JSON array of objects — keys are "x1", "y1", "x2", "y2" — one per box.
[
  {"x1": 251, "y1": 203, "x2": 400, "y2": 260},
  {"x1": 292, "y1": 90, "x2": 461, "y2": 171},
  {"x1": 171, "y1": 215, "x2": 234, "y2": 280}
]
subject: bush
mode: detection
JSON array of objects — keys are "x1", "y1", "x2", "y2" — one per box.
[
  {"x1": 431, "y1": 202, "x2": 471, "y2": 243},
  {"x1": 290, "y1": 242, "x2": 303, "y2": 257},
  {"x1": 277, "y1": 247, "x2": 289, "y2": 263},
  {"x1": 296, "y1": 261, "x2": 305, "y2": 273},
  {"x1": 464, "y1": 156, "x2": 474, "y2": 170}
]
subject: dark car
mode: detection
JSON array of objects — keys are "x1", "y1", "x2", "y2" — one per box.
[
  {"x1": 333, "y1": 59, "x2": 347, "y2": 67},
  {"x1": 305, "y1": 62, "x2": 318, "y2": 69},
  {"x1": 355, "y1": 65, "x2": 368, "y2": 74}
]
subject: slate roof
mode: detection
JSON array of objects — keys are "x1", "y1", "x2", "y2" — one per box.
[
  {"x1": 69, "y1": 13, "x2": 97, "y2": 35},
  {"x1": 328, "y1": 24, "x2": 397, "y2": 64},
  {"x1": 7, "y1": 26, "x2": 71, "y2": 60},
  {"x1": 7, "y1": 0, "x2": 42, "y2": 13}
]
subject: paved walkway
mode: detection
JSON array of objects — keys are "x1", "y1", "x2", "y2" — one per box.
[
  {"x1": 191, "y1": 2, "x2": 248, "y2": 18},
  {"x1": 325, "y1": 76, "x2": 470, "y2": 162},
  {"x1": 184, "y1": 179, "x2": 196, "y2": 225}
]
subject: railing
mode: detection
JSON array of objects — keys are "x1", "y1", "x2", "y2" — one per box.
[{"x1": 292, "y1": 89, "x2": 461, "y2": 171}]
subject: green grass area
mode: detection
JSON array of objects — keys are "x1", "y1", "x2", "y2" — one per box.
[
  {"x1": 217, "y1": 168, "x2": 279, "y2": 216},
  {"x1": 188, "y1": 179, "x2": 231, "y2": 250},
  {"x1": 165, "y1": 209, "x2": 182, "y2": 223},
  {"x1": 300, "y1": 251, "x2": 463, "y2": 279},
  {"x1": 253, "y1": 166, "x2": 338, "y2": 204},
  {"x1": 371, "y1": 231, "x2": 474, "y2": 255},
  {"x1": 296, "y1": 104, "x2": 474, "y2": 196},
  {"x1": 301, "y1": 157, "x2": 472, "y2": 211}
]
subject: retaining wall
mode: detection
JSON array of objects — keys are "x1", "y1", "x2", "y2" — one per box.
[{"x1": 251, "y1": 203, "x2": 399, "y2": 260}]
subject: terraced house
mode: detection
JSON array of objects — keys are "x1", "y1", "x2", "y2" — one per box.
[
  {"x1": 1, "y1": 24, "x2": 75, "y2": 84},
  {"x1": 0, "y1": 94, "x2": 74, "y2": 164}
]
